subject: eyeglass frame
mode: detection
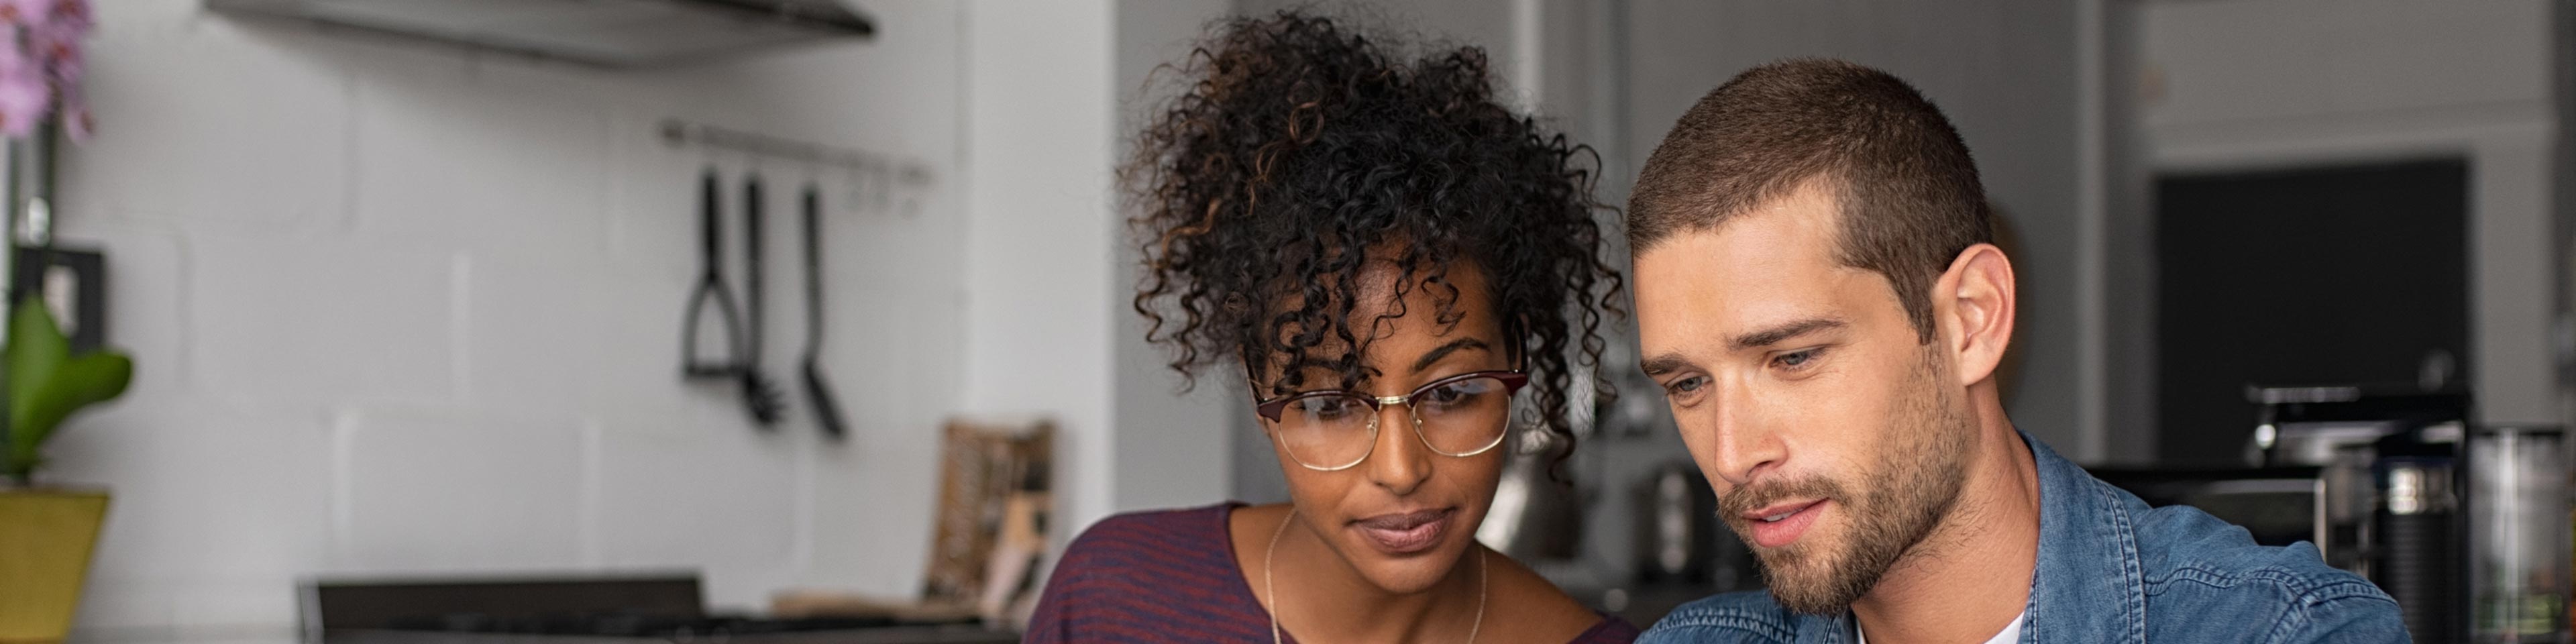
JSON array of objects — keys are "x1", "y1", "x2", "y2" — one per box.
[{"x1": 1248, "y1": 369, "x2": 1531, "y2": 472}]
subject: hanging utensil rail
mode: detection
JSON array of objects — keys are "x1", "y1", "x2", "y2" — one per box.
[{"x1": 659, "y1": 119, "x2": 934, "y2": 187}]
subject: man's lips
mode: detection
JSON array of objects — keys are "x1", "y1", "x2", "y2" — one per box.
[
  {"x1": 1740, "y1": 498, "x2": 1824, "y2": 522},
  {"x1": 1350, "y1": 508, "x2": 1456, "y2": 555},
  {"x1": 1740, "y1": 498, "x2": 1827, "y2": 549}
]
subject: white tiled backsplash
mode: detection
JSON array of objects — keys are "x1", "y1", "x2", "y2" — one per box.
[{"x1": 40, "y1": 0, "x2": 971, "y2": 636}]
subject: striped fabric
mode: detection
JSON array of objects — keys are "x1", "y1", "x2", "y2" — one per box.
[{"x1": 1025, "y1": 503, "x2": 1640, "y2": 643}]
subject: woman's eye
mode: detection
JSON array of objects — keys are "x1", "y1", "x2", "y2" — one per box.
[
  {"x1": 1422, "y1": 385, "x2": 1465, "y2": 405},
  {"x1": 1421, "y1": 378, "x2": 1504, "y2": 409},
  {"x1": 1294, "y1": 396, "x2": 1360, "y2": 419},
  {"x1": 1418, "y1": 379, "x2": 1491, "y2": 408}
]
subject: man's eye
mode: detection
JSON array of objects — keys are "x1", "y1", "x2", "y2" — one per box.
[
  {"x1": 1774, "y1": 348, "x2": 1821, "y2": 370},
  {"x1": 1665, "y1": 376, "x2": 1707, "y2": 395}
]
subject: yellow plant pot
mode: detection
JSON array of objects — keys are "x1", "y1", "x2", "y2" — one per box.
[{"x1": 0, "y1": 489, "x2": 107, "y2": 644}]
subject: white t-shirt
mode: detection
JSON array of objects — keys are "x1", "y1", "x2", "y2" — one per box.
[{"x1": 1855, "y1": 611, "x2": 2027, "y2": 644}]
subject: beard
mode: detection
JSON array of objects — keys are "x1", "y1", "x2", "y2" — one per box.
[{"x1": 1719, "y1": 345, "x2": 1978, "y2": 615}]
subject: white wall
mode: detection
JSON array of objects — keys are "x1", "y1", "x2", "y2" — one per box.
[
  {"x1": 2139, "y1": 0, "x2": 2561, "y2": 426},
  {"x1": 44, "y1": 0, "x2": 970, "y2": 638},
  {"x1": 958, "y1": 0, "x2": 1244, "y2": 535},
  {"x1": 1109, "y1": 0, "x2": 1242, "y2": 515},
  {"x1": 956, "y1": 0, "x2": 1120, "y2": 537},
  {"x1": 954, "y1": 0, "x2": 1244, "y2": 543}
]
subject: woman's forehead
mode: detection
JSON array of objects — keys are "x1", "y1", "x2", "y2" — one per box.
[{"x1": 1254, "y1": 272, "x2": 1504, "y2": 388}]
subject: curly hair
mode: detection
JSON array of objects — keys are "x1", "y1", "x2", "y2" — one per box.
[{"x1": 1125, "y1": 11, "x2": 1621, "y2": 470}]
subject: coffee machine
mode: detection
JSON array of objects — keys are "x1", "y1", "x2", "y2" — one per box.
[
  {"x1": 2242, "y1": 386, "x2": 2575, "y2": 643},
  {"x1": 2248, "y1": 385, "x2": 2469, "y2": 584}
]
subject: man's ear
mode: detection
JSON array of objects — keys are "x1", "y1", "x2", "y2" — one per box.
[{"x1": 1937, "y1": 244, "x2": 2015, "y2": 386}]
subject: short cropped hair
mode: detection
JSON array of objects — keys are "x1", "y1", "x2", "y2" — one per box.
[{"x1": 1628, "y1": 58, "x2": 1992, "y2": 342}]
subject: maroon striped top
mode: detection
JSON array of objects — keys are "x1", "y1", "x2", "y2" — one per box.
[{"x1": 1026, "y1": 503, "x2": 1640, "y2": 643}]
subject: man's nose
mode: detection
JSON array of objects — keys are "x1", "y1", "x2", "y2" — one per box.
[{"x1": 1689, "y1": 378, "x2": 1782, "y2": 488}]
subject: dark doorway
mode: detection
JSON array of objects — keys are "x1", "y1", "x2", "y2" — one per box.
[{"x1": 2153, "y1": 158, "x2": 2471, "y2": 465}]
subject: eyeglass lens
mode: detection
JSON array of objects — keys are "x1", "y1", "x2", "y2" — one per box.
[{"x1": 1272, "y1": 375, "x2": 1512, "y2": 469}]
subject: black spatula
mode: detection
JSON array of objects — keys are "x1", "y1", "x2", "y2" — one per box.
[{"x1": 799, "y1": 183, "x2": 849, "y2": 439}]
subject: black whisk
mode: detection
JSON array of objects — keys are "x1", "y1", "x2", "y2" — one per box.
[{"x1": 739, "y1": 173, "x2": 786, "y2": 426}]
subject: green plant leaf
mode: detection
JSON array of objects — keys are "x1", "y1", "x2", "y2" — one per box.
[
  {"x1": 4, "y1": 294, "x2": 67, "y2": 474},
  {"x1": 3, "y1": 294, "x2": 133, "y2": 479},
  {"x1": 13, "y1": 352, "x2": 131, "y2": 453},
  {"x1": 7, "y1": 295, "x2": 68, "y2": 421}
]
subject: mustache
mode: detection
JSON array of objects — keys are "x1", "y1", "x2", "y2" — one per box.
[{"x1": 1718, "y1": 475, "x2": 1851, "y2": 520}]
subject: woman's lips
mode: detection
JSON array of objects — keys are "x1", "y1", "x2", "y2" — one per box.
[
  {"x1": 1743, "y1": 499, "x2": 1827, "y2": 549},
  {"x1": 1351, "y1": 507, "x2": 1456, "y2": 555}
]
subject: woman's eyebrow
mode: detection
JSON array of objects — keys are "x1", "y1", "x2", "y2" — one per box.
[{"x1": 1411, "y1": 337, "x2": 1492, "y2": 372}]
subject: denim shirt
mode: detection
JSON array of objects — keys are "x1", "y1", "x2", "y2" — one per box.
[{"x1": 1640, "y1": 432, "x2": 2408, "y2": 644}]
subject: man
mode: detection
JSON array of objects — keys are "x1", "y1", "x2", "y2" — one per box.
[{"x1": 1624, "y1": 59, "x2": 2406, "y2": 643}]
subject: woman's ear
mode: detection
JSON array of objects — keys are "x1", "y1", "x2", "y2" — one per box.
[{"x1": 1936, "y1": 244, "x2": 2016, "y2": 386}]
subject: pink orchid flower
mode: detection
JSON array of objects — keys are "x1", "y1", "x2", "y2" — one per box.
[
  {"x1": 0, "y1": 64, "x2": 53, "y2": 138},
  {"x1": 0, "y1": 0, "x2": 47, "y2": 28},
  {"x1": 0, "y1": 0, "x2": 91, "y2": 140},
  {"x1": 44, "y1": 0, "x2": 85, "y2": 33}
]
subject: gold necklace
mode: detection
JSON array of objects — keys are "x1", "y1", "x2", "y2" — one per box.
[{"x1": 1263, "y1": 508, "x2": 1485, "y2": 644}]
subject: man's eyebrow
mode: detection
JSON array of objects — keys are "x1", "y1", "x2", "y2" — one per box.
[
  {"x1": 1413, "y1": 337, "x2": 1491, "y2": 372},
  {"x1": 1729, "y1": 317, "x2": 1847, "y2": 351},
  {"x1": 1641, "y1": 352, "x2": 1692, "y2": 377}
]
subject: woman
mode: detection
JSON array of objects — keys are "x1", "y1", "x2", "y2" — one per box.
[{"x1": 1028, "y1": 10, "x2": 1631, "y2": 644}]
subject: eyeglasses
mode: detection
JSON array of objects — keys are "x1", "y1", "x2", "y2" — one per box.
[{"x1": 1252, "y1": 370, "x2": 1529, "y2": 471}]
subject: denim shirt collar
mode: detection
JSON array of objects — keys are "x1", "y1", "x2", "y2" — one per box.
[{"x1": 2021, "y1": 429, "x2": 2147, "y2": 643}]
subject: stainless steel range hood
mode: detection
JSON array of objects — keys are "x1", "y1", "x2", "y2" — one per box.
[{"x1": 206, "y1": 0, "x2": 875, "y2": 68}]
